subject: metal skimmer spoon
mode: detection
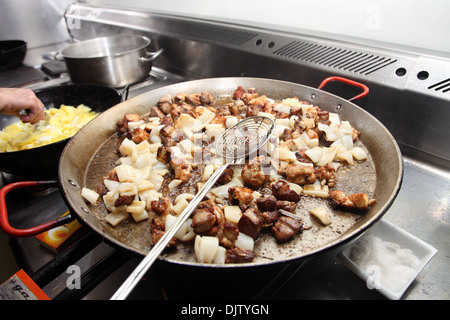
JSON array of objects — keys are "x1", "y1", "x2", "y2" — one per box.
[{"x1": 111, "y1": 116, "x2": 274, "y2": 300}]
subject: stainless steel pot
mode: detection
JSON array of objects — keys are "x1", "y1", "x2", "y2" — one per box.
[{"x1": 59, "y1": 35, "x2": 163, "y2": 87}]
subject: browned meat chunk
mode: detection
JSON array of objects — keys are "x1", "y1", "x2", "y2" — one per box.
[
  {"x1": 217, "y1": 167, "x2": 234, "y2": 185},
  {"x1": 124, "y1": 113, "x2": 141, "y2": 122},
  {"x1": 276, "y1": 200, "x2": 296, "y2": 213},
  {"x1": 127, "y1": 128, "x2": 149, "y2": 144},
  {"x1": 272, "y1": 180, "x2": 300, "y2": 202},
  {"x1": 115, "y1": 119, "x2": 128, "y2": 135},
  {"x1": 200, "y1": 91, "x2": 215, "y2": 105},
  {"x1": 150, "y1": 106, "x2": 165, "y2": 119},
  {"x1": 315, "y1": 164, "x2": 336, "y2": 187},
  {"x1": 114, "y1": 195, "x2": 134, "y2": 207},
  {"x1": 271, "y1": 216, "x2": 303, "y2": 243},
  {"x1": 227, "y1": 100, "x2": 246, "y2": 115},
  {"x1": 151, "y1": 228, "x2": 177, "y2": 247},
  {"x1": 104, "y1": 168, "x2": 119, "y2": 182},
  {"x1": 169, "y1": 157, "x2": 192, "y2": 183},
  {"x1": 191, "y1": 207, "x2": 216, "y2": 234},
  {"x1": 283, "y1": 164, "x2": 316, "y2": 185},
  {"x1": 151, "y1": 197, "x2": 173, "y2": 216},
  {"x1": 218, "y1": 222, "x2": 239, "y2": 249},
  {"x1": 156, "y1": 146, "x2": 172, "y2": 164},
  {"x1": 115, "y1": 113, "x2": 141, "y2": 135},
  {"x1": 317, "y1": 110, "x2": 330, "y2": 125},
  {"x1": 225, "y1": 247, "x2": 254, "y2": 263},
  {"x1": 233, "y1": 86, "x2": 245, "y2": 100},
  {"x1": 228, "y1": 186, "x2": 254, "y2": 210},
  {"x1": 157, "y1": 94, "x2": 172, "y2": 114},
  {"x1": 191, "y1": 200, "x2": 225, "y2": 236},
  {"x1": 241, "y1": 156, "x2": 270, "y2": 188},
  {"x1": 237, "y1": 208, "x2": 263, "y2": 238},
  {"x1": 329, "y1": 190, "x2": 375, "y2": 210},
  {"x1": 256, "y1": 195, "x2": 278, "y2": 212},
  {"x1": 259, "y1": 210, "x2": 280, "y2": 226},
  {"x1": 185, "y1": 94, "x2": 202, "y2": 107}
]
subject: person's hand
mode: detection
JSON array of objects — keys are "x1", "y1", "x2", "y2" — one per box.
[{"x1": 0, "y1": 88, "x2": 45, "y2": 124}]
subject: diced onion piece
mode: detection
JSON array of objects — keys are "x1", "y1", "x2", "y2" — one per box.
[
  {"x1": 286, "y1": 181, "x2": 303, "y2": 195},
  {"x1": 179, "y1": 114, "x2": 202, "y2": 132},
  {"x1": 316, "y1": 146, "x2": 338, "y2": 166},
  {"x1": 340, "y1": 121, "x2": 353, "y2": 135},
  {"x1": 275, "y1": 118, "x2": 290, "y2": 127},
  {"x1": 273, "y1": 124, "x2": 290, "y2": 138},
  {"x1": 135, "y1": 165, "x2": 152, "y2": 180},
  {"x1": 340, "y1": 134, "x2": 353, "y2": 150},
  {"x1": 118, "y1": 182, "x2": 137, "y2": 196},
  {"x1": 126, "y1": 200, "x2": 146, "y2": 215},
  {"x1": 168, "y1": 179, "x2": 182, "y2": 189},
  {"x1": 104, "y1": 179, "x2": 120, "y2": 193},
  {"x1": 235, "y1": 232, "x2": 254, "y2": 251},
  {"x1": 309, "y1": 206, "x2": 332, "y2": 226},
  {"x1": 276, "y1": 147, "x2": 297, "y2": 161},
  {"x1": 133, "y1": 179, "x2": 154, "y2": 192},
  {"x1": 105, "y1": 211, "x2": 128, "y2": 227},
  {"x1": 224, "y1": 205, "x2": 242, "y2": 225},
  {"x1": 303, "y1": 184, "x2": 329, "y2": 198},
  {"x1": 127, "y1": 120, "x2": 144, "y2": 130},
  {"x1": 165, "y1": 214, "x2": 188, "y2": 240},
  {"x1": 225, "y1": 116, "x2": 238, "y2": 128},
  {"x1": 181, "y1": 218, "x2": 195, "y2": 242},
  {"x1": 197, "y1": 107, "x2": 215, "y2": 126},
  {"x1": 274, "y1": 103, "x2": 291, "y2": 114},
  {"x1": 336, "y1": 149, "x2": 355, "y2": 165},
  {"x1": 257, "y1": 111, "x2": 275, "y2": 121},
  {"x1": 174, "y1": 193, "x2": 195, "y2": 204},
  {"x1": 194, "y1": 235, "x2": 219, "y2": 263},
  {"x1": 213, "y1": 246, "x2": 227, "y2": 264},
  {"x1": 115, "y1": 164, "x2": 136, "y2": 182},
  {"x1": 305, "y1": 147, "x2": 323, "y2": 163},
  {"x1": 119, "y1": 138, "x2": 136, "y2": 156},
  {"x1": 201, "y1": 164, "x2": 215, "y2": 182},
  {"x1": 173, "y1": 198, "x2": 189, "y2": 215},
  {"x1": 289, "y1": 115, "x2": 299, "y2": 129},
  {"x1": 329, "y1": 112, "x2": 340, "y2": 126},
  {"x1": 350, "y1": 147, "x2": 368, "y2": 160},
  {"x1": 81, "y1": 187, "x2": 99, "y2": 205}
]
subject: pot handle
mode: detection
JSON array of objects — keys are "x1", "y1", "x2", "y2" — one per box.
[
  {"x1": 140, "y1": 48, "x2": 164, "y2": 62},
  {"x1": 318, "y1": 76, "x2": 369, "y2": 102},
  {"x1": 0, "y1": 180, "x2": 74, "y2": 237}
]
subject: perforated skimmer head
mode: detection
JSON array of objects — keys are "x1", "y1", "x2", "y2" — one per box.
[{"x1": 215, "y1": 116, "x2": 275, "y2": 162}]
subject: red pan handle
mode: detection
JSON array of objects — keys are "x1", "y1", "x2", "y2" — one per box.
[
  {"x1": 318, "y1": 76, "x2": 369, "y2": 101},
  {"x1": 0, "y1": 180, "x2": 74, "y2": 237}
]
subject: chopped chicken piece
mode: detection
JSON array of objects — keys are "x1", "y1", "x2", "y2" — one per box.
[
  {"x1": 242, "y1": 156, "x2": 270, "y2": 188},
  {"x1": 169, "y1": 157, "x2": 192, "y2": 183},
  {"x1": 283, "y1": 164, "x2": 316, "y2": 185},
  {"x1": 329, "y1": 190, "x2": 375, "y2": 210},
  {"x1": 237, "y1": 208, "x2": 263, "y2": 239},
  {"x1": 271, "y1": 216, "x2": 303, "y2": 243},
  {"x1": 272, "y1": 180, "x2": 300, "y2": 202},
  {"x1": 225, "y1": 247, "x2": 254, "y2": 263},
  {"x1": 228, "y1": 186, "x2": 254, "y2": 210}
]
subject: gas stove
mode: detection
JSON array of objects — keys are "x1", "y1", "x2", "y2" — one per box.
[{"x1": 1, "y1": 3, "x2": 449, "y2": 300}]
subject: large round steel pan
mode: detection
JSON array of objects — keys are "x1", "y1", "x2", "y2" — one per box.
[
  {"x1": 1, "y1": 77, "x2": 403, "y2": 269},
  {"x1": 60, "y1": 77, "x2": 403, "y2": 267}
]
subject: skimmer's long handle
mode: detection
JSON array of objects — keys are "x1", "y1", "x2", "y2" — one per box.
[{"x1": 111, "y1": 164, "x2": 229, "y2": 300}]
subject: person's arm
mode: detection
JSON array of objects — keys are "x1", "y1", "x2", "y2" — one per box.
[{"x1": 0, "y1": 88, "x2": 45, "y2": 124}]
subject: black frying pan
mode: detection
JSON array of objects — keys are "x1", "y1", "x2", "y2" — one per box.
[
  {"x1": 0, "y1": 84, "x2": 123, "y2": 178},
  {"x1": 0, "y1": 40, "x2": 27, "y2": 72}
]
